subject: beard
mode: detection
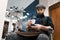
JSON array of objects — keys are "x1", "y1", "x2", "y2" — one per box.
[{"x1": 37, "y1": 13, "x2": 44, "y2": 18}]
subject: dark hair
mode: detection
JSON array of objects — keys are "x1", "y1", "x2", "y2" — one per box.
[{"x1": 36, "y1": 4, "x2": 46, "y2": 9}]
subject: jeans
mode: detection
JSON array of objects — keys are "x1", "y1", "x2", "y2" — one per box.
[{"x1": 6, "y1": 32, "x2": 49, "y2": 40}]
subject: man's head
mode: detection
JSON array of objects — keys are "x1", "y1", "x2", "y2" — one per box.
[{"x1": 36, "y1": 4, "x2": 46, "y2": 15}]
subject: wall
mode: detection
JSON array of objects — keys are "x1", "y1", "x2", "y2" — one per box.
[
  {"x1": 48, "y1": 0, "x2": 60, "y2": 6},
  {"x1": 0, "y1": 0, "x2": 8, "y2": 40}
]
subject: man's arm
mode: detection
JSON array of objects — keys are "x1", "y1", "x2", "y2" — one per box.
[
  {"x1": 30, "y1": 24, "x2": 52, "y2": 31},
  {"x1": 26, "y1": 17, "x2": 54, "y2": 31},
  {"x1": 39, "y1": 25, "x2": 52, "y2": 31},
  {"x1": 31, "y1": 17, "x2": 54, "y2": 31},
  {"x1": 46, "y1": 17, "x2": 54, "y2": 29}
]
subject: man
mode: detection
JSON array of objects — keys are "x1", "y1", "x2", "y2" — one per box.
[
  {"x1": 27, "y1": 4, "x2": 54, "y2": 40},
  {"x1": 6, "y1": 4, "x2": 54, "y2": 40}
]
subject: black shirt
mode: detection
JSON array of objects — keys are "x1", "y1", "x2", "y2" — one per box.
[{"x1": 34, "y1": 14, "x2": 54, "y2": 36}]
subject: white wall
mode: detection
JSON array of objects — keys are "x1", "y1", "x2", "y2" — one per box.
[
  {"x1": 0, "y1": 0, "x2": 8, "y2": 40},
  {"x1": 48, "y1": 0, "x2": 60, "y2": 6}
]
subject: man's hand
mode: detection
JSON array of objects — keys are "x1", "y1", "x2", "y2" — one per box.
[
  {"x1": 26, "y1": 23, "x2": 42, "y2": 31},
  {"x1": 27, "y1": 20, "x2": 32, "y2": 27},
  {"x1": 31, "y1": 24, "x2": 43, "y2": 30},
  {"x1": 26, "y1": 20, "x2": 52, "y2": 31}
]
